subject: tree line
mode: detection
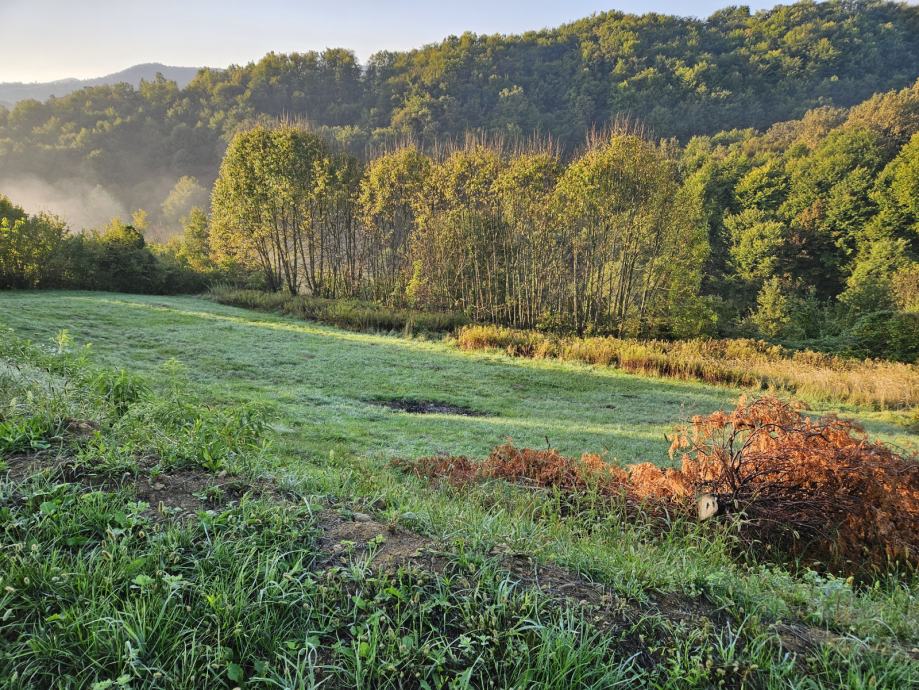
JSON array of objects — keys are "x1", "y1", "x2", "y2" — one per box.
[
  {"x1": 205, "y1": 75, "x2": 918, "y2": 350},
  {"x1": 0, "y1": 0, "x2": 917, "y2": 224},
  {"x1": 2, "y1": 77, "x2": 917, "y2": 359},
  {"x1": 208, "y1": 126, "x2": 706, "y2": 338},
  {"x1": 0, "y1": 199, "x2": 205, "y2": 294}
]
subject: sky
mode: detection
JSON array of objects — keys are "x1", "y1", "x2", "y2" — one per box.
[{"x1": 0, "y1": 0, "x2": 791, "y2": 83}]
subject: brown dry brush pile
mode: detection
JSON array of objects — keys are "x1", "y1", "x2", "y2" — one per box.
[{"x1": 397, "y1": 397, "x2": 919, "y2": 572}]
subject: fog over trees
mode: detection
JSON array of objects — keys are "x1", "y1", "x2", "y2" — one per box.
[{"x1": 1, "y1": 0, "x2": 917, "y2": 225}]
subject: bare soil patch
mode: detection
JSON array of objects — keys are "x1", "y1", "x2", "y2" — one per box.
[
  {"x1": 3, "y1": 452, "x2": 281, "y2": 522},
  {"x1": 132, "y1": 469, "x2": 279, "y2": 522},
  {"x1": 499, "y1": 551, "x2": 727, "y2": 629},
  {"x1": 317, "y1": 510, "x2": 432, "y2": 569},
  {"x1": 371, "y1": 398, "x2": 484, "y2": 416}
]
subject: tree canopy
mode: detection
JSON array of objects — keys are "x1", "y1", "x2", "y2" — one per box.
[{"x1": 1, "y1": 0, "x2": 917, "y2": 223}]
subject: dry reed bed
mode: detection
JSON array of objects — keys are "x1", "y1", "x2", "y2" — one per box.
[{"x1": 457, "y1": 325, "x2": 919, "y2": 412}]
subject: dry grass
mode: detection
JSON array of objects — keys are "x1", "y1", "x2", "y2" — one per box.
[{"x1": 457, "y1": 325, "x2": 919, "y2": 412}]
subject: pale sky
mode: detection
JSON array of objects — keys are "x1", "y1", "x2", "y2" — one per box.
[{"x1": 1, "y1": 0, "x2": 789, "y2": 83}]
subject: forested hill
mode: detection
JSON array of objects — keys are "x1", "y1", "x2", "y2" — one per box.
[
  {"x1": 1, "y1": 0, "x2": 917, "y2": 222},
  {"x1": 0, "y1": 64, "x2": 200, "y2": 105}
]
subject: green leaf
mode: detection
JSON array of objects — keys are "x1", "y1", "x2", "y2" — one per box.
[
  {"x1": 131, "y1": 574, "x2": 155, "y2": 588},
  {"x1": 227, "y1": 662, "x2": 244, "y2": 682},
  {"x1": 358, "y1": 641, "x2": 371, "y2": 659}
]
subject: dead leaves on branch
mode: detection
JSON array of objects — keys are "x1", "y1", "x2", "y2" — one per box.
[
  {"x1": 397, "y1": 397, "x2": 919, "y2": 573},
  {"x1": 670, "y1": 397, "x2": 919, "y2": 570}
]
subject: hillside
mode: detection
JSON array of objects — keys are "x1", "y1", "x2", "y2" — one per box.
[
  {"x1": 0, "y1": 63, "x2": 201, "y2": 105},
  {"x1": 0, "y1": 0, "x2": 917, "y2": 220},
  {"x1": 0, "y1": 291, "x2": 916, "y2": 686},
  {"x1": 2, "y1": 3, "x2": 919, "y2": 686},
  {"x1": 2, "y1": 75, "x2": 917, "y2": 347}
]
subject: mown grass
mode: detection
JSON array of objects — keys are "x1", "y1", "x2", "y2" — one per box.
[
  {"x1": 208, "y1": 286, "x2": 467, "y2": 335},
  {"x1": 210, "y1": 288, "x2": 918, "y2": 420},
  {"x1": 458, "y1": 324, "x2": 919, "y2": 415},
  {"x1": 1, "y1": 291, "x2": 918, "y2": 688}
]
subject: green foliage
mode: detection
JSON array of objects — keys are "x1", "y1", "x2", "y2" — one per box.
[
  {"x1": 160, "y1": 176, "x2": 209, "y2": 235},
  {"x1": 0, "y1": 415, "x2": 55, "y2": 455},
  {"x1": 892, "y1": 262, "x2": 919, "y2": 312},
  {"x1": 211, "y1": 124, "x2": 341, "y2": 294},
  {"x1": 0, "y1": 199, "x2": 209, "y2": 294},
  {"x1": 358, "y1": 146, "x2": 432, "y2": 300},
  {"x1": 847, "y1": 311, "x2": 919, "y2": 363},
  {"x1": 88, "y1": 368, "x2": 148, "y2": 416},
  {"x1": 551, "y1": 134, "x2": 706, "y2": 336},
  {"x1": 3, "y1": 1, "x2": 918, "y2": 218},
  {"x1": 0, "y1": 199, "x2": 67, "y2": 289},
  {"x1": 725, "y1": 210, "x2": 786, "y2": 288},
  {"x1": 208, "y1": 286, "x2": 467, "y2": 334},
  {"x1": 749, "y1": 277, "x2": 806, "y2": 340},
  {"x1": 2, "y1": 6, "x2": 919, "y2": 352},
  {"x1": 872, "y1": 131, "x2": 919, "y2": 237},
  {"x1": 840, "y1": 237, "x2": 910, "y2": 314}
]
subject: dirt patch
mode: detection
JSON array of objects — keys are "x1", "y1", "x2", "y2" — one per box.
[
  {"x1": 371, "y1": 398, "x2": 484, "y2": 416},
  {"x1": 772, "y1": 622, "x2": 835, "y2": 657},
  {"x1": 5, "y1": 454, "x2": 46, "y2": 484},
  {"x1": 501, "y1": 551, "x2": 919, "y2": 665},
  {"x1": 498, "y1": 551, "x2": 728, "y2": 626},
  {"x1": 65, "y1": 419, "x2": 101, "y2": 436},
  {"x1": 3, "y1": 452, "x2": 280, "y2": 522},
  {"x1": 132, "y1": 469, "x2": 279, "y2": 522},
  {"x1": 773, "y1": 622, "x2": 919, "y2": 662},
  {"x1": 317, "y1": 510, "x2": 432, "y2": 570},
  {"x1": 500, "y1": 552, "x2": 621, "y2": 609}
]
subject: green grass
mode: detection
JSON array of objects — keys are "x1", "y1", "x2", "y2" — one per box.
[
  {"x1": 2, "y1": 290, "x2": 918, "y2": 688},
  {"x1": 1, "y1": 292, "x2": 914, "y2": 459}
]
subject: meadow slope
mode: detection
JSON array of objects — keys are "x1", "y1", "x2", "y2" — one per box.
[
  {"x1": 2, "y1": 291, "x2": 918, "y2": 688},
  {"x1": 0, "y1": 292, "x2": 914, "y2": 460}
]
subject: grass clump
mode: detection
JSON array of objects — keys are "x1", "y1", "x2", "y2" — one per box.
[
  {"x1": 208, "y1": 286, "x2": 467, "y2": 335},
  {"x1": 457, "y1": 324, "x2": 919, "y2": 412}
]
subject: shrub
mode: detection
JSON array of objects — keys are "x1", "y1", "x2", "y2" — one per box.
[
  {"x1": 208, "y1": 287, "x2": 468, "y2": 334},
  {"x1": 847, "y1": 311, "x2": 919, "y2": 363},
  {"x1": 89, "y1": 368, "x2": 149, "y2": 415}
]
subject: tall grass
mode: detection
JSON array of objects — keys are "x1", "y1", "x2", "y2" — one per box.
[
  {"x1": 457, "y1": 324, "x2": 919, "y2": 412},
  {"x1": 208, "y1": 286, "x2": 467, "y2": 334}
]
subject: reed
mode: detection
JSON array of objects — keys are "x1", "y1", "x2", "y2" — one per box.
[{"x1": 457, "y1": 324, "x2": 919, "y2": 412}]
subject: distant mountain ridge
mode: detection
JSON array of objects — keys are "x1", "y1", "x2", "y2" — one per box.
[{"x1": 0, "y1": 63, "x2": 201, "y2": 105}]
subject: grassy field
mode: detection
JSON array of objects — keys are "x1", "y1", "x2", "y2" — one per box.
[
  {"x1": 2, "y1": 291, "x2": 918, "y2": 688},
  {"x1": 1, "y1": 292, "x2": 914, "y2": 460}
]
